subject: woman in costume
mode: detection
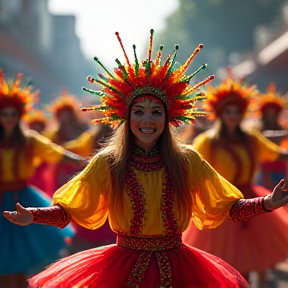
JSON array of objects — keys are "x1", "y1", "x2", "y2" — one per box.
[
  {"x1": 25, "y1": 109, "x2": 47, "y2": 134},
  {"x1": 44, "y1": 90, "x2": 90, "y2": 145},
  {"x1": 25, "y1": 109, "x2": 51, "y2": 192},
  {"x1": 182, "y1": 72, "x2": 288, "y2": 287},
  {"x1": 0, "y1": 70, "x2": 82, "y2": 288},
  {"x1": 63, "y1": 122, "x2": 116, "y2": 251},
  {"x1": 254, "y1": 83, "x2": 288, "y2": 190},
  {"x1": 43, "y1": 91, "x2": 90, "y2": 195},
  {"x1": 3, "y1": 30, "x2": 288, "y2": 288}
]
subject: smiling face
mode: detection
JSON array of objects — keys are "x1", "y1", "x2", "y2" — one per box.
[
  {"x1": 221, "y1": 104, "x2": 243, "y2": 130},
  {"x1": 0, "y1": 106, "x2": 19, "y2": 133},
  {"x1": 130, "y1": 96, "x2": 166, "y2": 152}
]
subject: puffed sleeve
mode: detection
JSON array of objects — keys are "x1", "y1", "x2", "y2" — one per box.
[
  {"x1": 187, "y1": 148, "x2": 244, "y2": 230},
  {"x1": 63, "y1": 130, "x2": 94, "y2": 157},
  {"x1": 52, "y1": 153, "x2": 111, "y2": 230},
  {"x1": 27, "y1": 130, "x2": 64, "y2": 163},
  {"x1": 248, "y1": 129, "x2": 284, "y2": 162}
]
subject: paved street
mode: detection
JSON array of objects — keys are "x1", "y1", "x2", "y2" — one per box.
[{"x1": 250, "y1": 260, "x2": 288, "y2": 288}]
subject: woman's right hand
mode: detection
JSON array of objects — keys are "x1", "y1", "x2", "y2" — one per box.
[{"x1": 3, "y1": 203, "x2": 33, "y2": 226}]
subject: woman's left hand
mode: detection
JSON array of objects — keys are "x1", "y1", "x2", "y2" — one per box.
[{"x1": 265, "y1": 179, "x2": 288, "y2": 210}]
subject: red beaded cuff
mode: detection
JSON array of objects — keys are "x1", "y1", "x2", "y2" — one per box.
[
  {"x1": 229, "y1": 197, "x2": 272, "y2": 222},
  {"x1": 28, "y1": 205, "x2": 71, "y2": 228}
]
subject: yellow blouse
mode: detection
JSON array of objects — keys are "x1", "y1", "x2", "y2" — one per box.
[
  {"x1": 53, "y1": 146, "x2": 243, "y2": 234},
  {"x1": 193, "y1": 129, "x2": 282, "y2": 186},
  {"x1": 0, "y1": 130, "x2": 64, "y2": 183},
  {"x1": 43, "y1": 129, "x2": 58, "y2": 143},
  {"x1": 63, "y1": 130, "x2": 94, "y2": 157}
]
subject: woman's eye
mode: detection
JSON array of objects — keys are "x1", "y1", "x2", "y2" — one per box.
[
  {"x1": 152, "y1": 110, "x2": 162, "y2": 115},
  {"x1": 134, "y1": 110, "x2": 144, "y2": 115}
]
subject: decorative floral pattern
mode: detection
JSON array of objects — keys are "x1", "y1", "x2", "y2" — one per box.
[{"x1": 123, "y1": 145, "x2": 178, "y2": 287}]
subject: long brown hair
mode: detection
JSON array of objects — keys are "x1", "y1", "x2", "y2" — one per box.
[
  {"x1": 101, "y1": 103, "x2": 192, "y2": 213},
  {"x1": 0, "y1": 121, "x2": 26, "y2": 147},
  {"x1": 213, "y1": 118, "x2": 247, "y2": 142},
  {"x1": 0, "y1": 118, "x2": 27, "y2": 180}
]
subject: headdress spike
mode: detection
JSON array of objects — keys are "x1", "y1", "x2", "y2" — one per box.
[
  {"x1": 0, "y1": 70, "x2": 38, "y2": 117},
  {"x1": 267, "y1": 83, "x2": 276, "y2": 94},
  {"x1": 182, "y1": 63, "x2": 208, "y2": 82},
  {"x1": 155, "y1": 45, "x2": 164, "y2": 67},
  {"x1": 148, "y1": 29, "x2": 154, "y2": 63},
  {"x1": 82, "y1": 87, "x2": 105, "y2": 97},
  {"x1": 166, "y1": 44, "x2": 180, "y2": 78},
  {"x1": 179, "y1": 44, "x2": 204, "y2": 74},
  {"x1": 94, "y1": 57, "x2": 114, "y2": 79},
  {"x1": 115, "y1": 32, "x2": 131, "y2": 67},
  {"x1": 133, "y1": 44, "x2": 140, "y2": 77},
  {"x1": 115, "y1": 58, "x2": 129, "y2": 80},
  {"x1": 83, "y1": 30, "x2": 214, "y2": 127}
]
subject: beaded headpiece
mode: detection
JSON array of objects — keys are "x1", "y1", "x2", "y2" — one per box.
[
  {"x1": 47, "y1": 89, "x2": 82, "y2": 119},
  {"x1": 82, "y1": 29, "x2": 214, "y2": 127},
  {"x1": 0, "y1": 69, "x2": 39, "y2": 117},
  {"x1": 202, "y1": 68, "x2": 258, "y2": 119},
  {"x1": 257, "y1": 83, "x2": 287, "y2": 113}
]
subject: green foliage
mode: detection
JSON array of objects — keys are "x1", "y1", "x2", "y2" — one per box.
[{"x1": 155, "y1": 0, "x2": 286, "y2": 74}]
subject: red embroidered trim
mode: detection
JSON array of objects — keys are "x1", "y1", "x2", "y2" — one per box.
[
  {"x1": 117, "y1": 233, "x2": 182, "y2": 251},
  {"x1": 130, "y1": 145, "x2": 164, "y2": 172},
  {"x1": 128, "y1": 252, "x2": 152, "y2": 284},
  {"x1": 122, "y1": 145, "x2": 178, "y2": 287},
  {"x1": 130, "y1": 154, "x2": 164, "y2": 171},
  {"x1": 29, "y1": 205, "x2": 71, "y2": 228},
  {"x1": 161, "y1": 171, "x2": 178, "y2": 235},
  {"x1": 117, "y1": 234, "x2": 182, "y2": 287},
  {"x1": 229, "y1": 197, "x2": 270, "y2": 222},
  {"x1": 156, "y1": 252, "x2": 172, "y2": 287},
  {"x1": 125, "y1": 164, "x2": 146, "y2": 235},
  {"x1": 210, "y1": 135, "x2": 257, "y2": 185}
]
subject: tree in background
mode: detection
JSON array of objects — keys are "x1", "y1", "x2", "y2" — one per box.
[{"x1": 154, "y1": 0, "x2": 285, "y2": 77}]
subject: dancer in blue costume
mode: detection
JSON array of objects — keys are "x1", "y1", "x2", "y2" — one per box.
[{"x1": 0, "y1": 70, "x2": 82, "y2": 288}]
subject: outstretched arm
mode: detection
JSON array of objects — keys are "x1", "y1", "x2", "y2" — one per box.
[
  {"x1": 230, "y1": 179, "x2": 288, "y2": 222},
  {"x1": 3, "y1": 203, "x2": 70, "y2": 228}
]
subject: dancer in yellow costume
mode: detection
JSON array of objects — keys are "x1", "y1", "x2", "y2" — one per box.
[
  {"x1": 4, "y1": 31, "x2": 288, "y2": 288},
  {"x1": 0, "y1": 70, "x2": 82, "y2": 288},
  {"x1": 183, "y1": 70, "x2": 288, "y2": 287},
  {"x1": 254, "y1": 83, "x2": 288, "y2": 190}
]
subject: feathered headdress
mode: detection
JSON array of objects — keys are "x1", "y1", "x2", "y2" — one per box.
[
  {"x1": 0, "y1": 69, "x2": 39, "y2": 117},
  {"x1": 202, "y1": 68, "x2": 258, "y2": 119},
  {"x1": 46, "y1": 89, "x2": 82, "y2": 119},
  {"x1": 24, "y1": 109, "x2": 46, "y2": 128},
  {"x1": 82, "y1": 29, "x2": 214, "y2": 127},
  {"x1": 257, "y1": 83, "x2": 287, "y2": 113}
]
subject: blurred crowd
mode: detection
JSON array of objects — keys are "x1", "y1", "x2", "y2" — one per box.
[{"x1": 1, "y1": 66, "x2": 288, "y2": 288}]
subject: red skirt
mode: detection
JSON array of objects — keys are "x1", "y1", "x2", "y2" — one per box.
[
  {"x1": 183, "y1": 184, "x2": 288, "y2": 274},
  {"x1": 28, "y1": 234, "x2": 248, "y2": 288}
]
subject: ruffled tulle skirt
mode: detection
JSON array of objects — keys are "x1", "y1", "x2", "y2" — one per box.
[
  {"x1": 183, "y1": 184, "x2": 288, "y2": 274},
  {"x1": 0, "y1": 186, "x2": 75, "y2": 275},
  {"x1": 28, "y1": 240, "x2": 248, "y2": 288}
]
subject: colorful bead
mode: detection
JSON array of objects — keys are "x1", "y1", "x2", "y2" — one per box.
[
  {"x1": 123, "y1": 145, "x2": 178, "y2": 287},
  {"x1": 29, "y1": 205, "x2": 70, "y2": 228},
  {"x1": 118, "y1": 234, "x2": 182, "y2": 287},
  {"x1": 229, "y1": 197, "x2": 271, "y2": 222}
]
